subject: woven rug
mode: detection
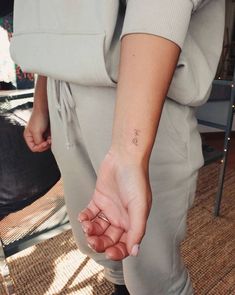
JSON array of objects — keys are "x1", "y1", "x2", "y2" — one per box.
[{"x1": 1, "y1": 162, "x2": 235, "y2": 295}]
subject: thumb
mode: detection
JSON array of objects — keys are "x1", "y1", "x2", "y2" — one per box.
[
  {"x1": 126, "y1": 200, "x2": 150, "y2": 257},
  {"x1": 33, "y1": 130, "x2": 44, "y2": 145}
]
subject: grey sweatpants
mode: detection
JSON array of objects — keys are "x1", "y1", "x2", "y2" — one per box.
[{"x1": 47, "y1": 78, "x2": 204, "y2": 295}]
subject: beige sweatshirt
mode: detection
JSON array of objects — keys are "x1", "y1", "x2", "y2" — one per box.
[{"x1": 10, "y1": 0, "x2": 225, "y2": 106}]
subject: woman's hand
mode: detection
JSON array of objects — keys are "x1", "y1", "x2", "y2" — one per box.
[
  {"x1": 24, "y1": 75, "x2": 51, "y2": 153},
  {"x1": 24, "y1": 108, "x2": 51, "y2": 152},
  {"x1": 78, "y1": 149, "x2": 152, "y2": 261}
]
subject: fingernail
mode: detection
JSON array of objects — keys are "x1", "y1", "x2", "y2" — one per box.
[
  {"x1": 82, "y1": 224, "x2": 88, "y2": 233},
  {"x1": 130, "y1": 244, "x2": 140, "y2": 257},
  {"x1": 88, "y1": 243, "x2": 96, "y2": 252},
  {"x1": 105, "y1": 253, "x2": 112, "y2": 260},
  {"x1": 87, "y1": 243, "x2": 93, "y2": 249}
]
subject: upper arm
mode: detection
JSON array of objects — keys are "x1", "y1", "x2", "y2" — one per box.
[{"x1": 120, "y1": 0, "x2": 210, "y2": 49}]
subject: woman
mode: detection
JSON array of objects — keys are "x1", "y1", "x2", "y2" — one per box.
[{"x1": 11, "y1": 0, "x2": 225, "y2": 294}]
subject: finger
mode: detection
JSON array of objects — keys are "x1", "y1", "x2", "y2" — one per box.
[
  {"x1": 31, "y1": 141, "x2": 51, "y2": 152},
  {"x1": 45, "y1": 129, "x2": 52, "y2": 144},
  {"x1": 126, "y1": 200, "x2": 150, "y2": 256},
  {"x1": 37, "y1": 140, "x2": 51, "y2": 149},
  {"x1": 47, "y1": 137, "x2": 52, "y2": 145},
  {"x1": 78, "y1": 208, "x2": 96, "y2": 222},
  {"x1": 24, "y1": 131, "x2": 36, "y2": 151},
  {"x1": 78, "y1": 199, "x2": 100, "y2": 222},
  {"x1": 32, "y1": 146, "x2": 50, "y2": 153},
  {"x1": 86, "y1": 225, "x2": 124, "y2": 252},
  {"x1": 105, "y1": 242, "x2": 129, "y2": 261},
  {"x1": 81, "y1": 218, "x2": 110, "y2": 236}
]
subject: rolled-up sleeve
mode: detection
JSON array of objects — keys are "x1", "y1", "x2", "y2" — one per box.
[{"x1": 120, "y1": 0, "x2": 194, "y2": 49}]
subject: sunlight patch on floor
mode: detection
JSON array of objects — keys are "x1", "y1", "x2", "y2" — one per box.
[
  {"x1": 44, "y1": 248, "x2": 104, "y2": 294},
  {"x1": 9, "y1": 245, "x2": 36, "y2": 260}
]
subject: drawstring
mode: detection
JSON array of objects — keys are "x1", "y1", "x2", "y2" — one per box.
[{"x1": 54, "y1": 80, "x2": 75, "y2": 149}]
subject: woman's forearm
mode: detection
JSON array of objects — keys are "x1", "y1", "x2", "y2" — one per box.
[
  {"x1": 111, "y1": 34, "x2": 181, "y2": 167},
  {"x1": 33, "y1": 75, "x2": 48, "y2": 113}
]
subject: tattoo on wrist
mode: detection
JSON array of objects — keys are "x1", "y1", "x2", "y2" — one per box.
[{"x1": 132, "y1": 129, "x2": 140, "y2": 146}]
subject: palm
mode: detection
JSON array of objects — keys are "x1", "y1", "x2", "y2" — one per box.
[{"x1": 78, "y1": 151, "x2": 152, "y2": 260}]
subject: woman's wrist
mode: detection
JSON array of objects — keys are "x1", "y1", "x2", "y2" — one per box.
[
  {"x1": 111, "y1": 121, "x2": 154, "y2": 169},
  {"x1": 108, "y1": 143, "x2": 150, "y2": 171}
]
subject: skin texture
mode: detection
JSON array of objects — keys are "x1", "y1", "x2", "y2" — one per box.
[{"x1": 24, "y1": 33, "x2": 180, "y2": 261}]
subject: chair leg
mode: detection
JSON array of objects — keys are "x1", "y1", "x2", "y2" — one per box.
[
  {"x1": 214, "y1": 155, "x2": 228, "y2": 216},
  {"x1": 214, "y1": 95, "x2": 235, "y2": 216},
  {"x1": 0, "y1": 239, "x2": 16, "y2": 295}
]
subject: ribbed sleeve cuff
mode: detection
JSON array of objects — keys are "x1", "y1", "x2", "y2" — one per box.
[{"x1": 120, "y1": 0, "x2": 194, "y2": 49}]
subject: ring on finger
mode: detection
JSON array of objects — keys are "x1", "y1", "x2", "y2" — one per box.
[{"x1": 97, "y1": 212, "x2": 110, "y2": 224}]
